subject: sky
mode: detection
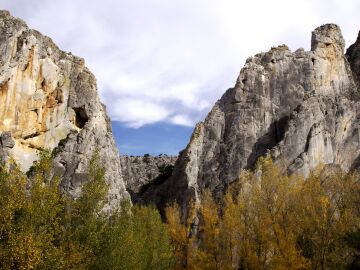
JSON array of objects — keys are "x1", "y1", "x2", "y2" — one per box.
[{"x1": 0, "y1": 0, "x2": 359, "y2": 155}]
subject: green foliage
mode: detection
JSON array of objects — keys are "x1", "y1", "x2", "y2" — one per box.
[
  {"x1": 94, "y1": 202, "x2": 174, "y2": 270},
  {"x1": 0, "y1": 150, "x2": 174, "y2": 270},
  {"x1": 346, "y1": 229, "x2": 360, "y2": 269},
  {"x1": 0, "y1": 152, "x2": 65, "y2": 269}
]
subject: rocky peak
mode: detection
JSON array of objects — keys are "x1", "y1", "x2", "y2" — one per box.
[
  {"x1": 311, "y1": 24, "x2": 345, "y2": 54},
  {"x1": 310, "y1": 24, "x2": 354, "y2": 97},
  {"x1": 0, "y1": 10, "x2": 128, "y2": 207},
  {"x1": 137, "y1": 24, "x2": 360, "y2": 215}
]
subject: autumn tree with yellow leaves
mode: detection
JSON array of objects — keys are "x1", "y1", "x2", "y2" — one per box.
[
  {"x1": 0, "y1": 149, "x2": 358, "y2": 270},
  {"x1": 166, "y1": 158, "x2": 360, "y2": 270}
]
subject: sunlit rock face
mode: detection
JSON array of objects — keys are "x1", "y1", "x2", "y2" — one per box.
[
  {"x1": 139, "y1": 24, "x2": 360, "y2": 213},
  {"x1": 0, "y1": 10, "x2": 128, "y2": 206}
]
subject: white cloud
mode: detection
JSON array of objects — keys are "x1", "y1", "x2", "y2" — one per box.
[
  {"x1": 170, "y1": 115, "x2": 193, "y2": 127},
  {"x1": 111, "y1": 98, "x2": 170, "y2": 128},
  {"x1": 0, "y1": 0, "x2": 359, "y2": 127}
]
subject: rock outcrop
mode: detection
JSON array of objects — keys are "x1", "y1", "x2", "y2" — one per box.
[
  {"x1": 0, "y1": 10, "x2": 128, "y2": 206},
  {"x1": 0, "y1": 132, "x2": 15, "y2": 164},
  {"x1": 346, "y1": 30, "x2": 360, "y2": 87},
  {"x1": 120, "y1": 154, "x2": 177, "y2": 197},
  {"x1": 139, "y1": 24, "x2": 360, "y2": 214}
]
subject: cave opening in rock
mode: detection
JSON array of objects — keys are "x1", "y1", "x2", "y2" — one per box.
[
  {"x1": 74, "y1": 107, "x2": 89, "y2": 129},
  {"x1": 275, "y1": 115, "x2": 290, "y2": 143}
]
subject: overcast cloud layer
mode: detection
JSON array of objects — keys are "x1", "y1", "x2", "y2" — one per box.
[{"x1": 1, "y1": 0, "x2": 359, "y2": 128}]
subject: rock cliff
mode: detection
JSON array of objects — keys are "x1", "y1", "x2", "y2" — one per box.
[
  {"x1": 346, "y1": 30, "x2": 360, "y2": 87},
  {"x1": 139, "y1": 24, "x2": 360, "y2": 213},
  {"x1": 2, "y1": 11, "x2": 359, "y2": 215},
  {"x1": 120, "y1": 154, "x2": 177, "y2": 201},
  {"x1": 0, "y1": 11, "x2": 128, "y2": 206}
]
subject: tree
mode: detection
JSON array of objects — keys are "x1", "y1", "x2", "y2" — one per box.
[
  {"x1": 293, "y1": 169, "x2": 360, "y2": 269},
  {"x1": 167, "y1": 158, "x2": 360, "y2": 270},
  {"x1": 93, "y1": 202, "x2": 174, "y2": 270},
  {"x1": 0, "y1": 152, "x2": 66, "y2": 270},
  {"x1": 166, "y1": 203, "x2": 191, "y2": 269},
  {"x1": 60, "y1": 151, "x2": 109, "y2": 269},
  {"x1": 1, "y1": 151, "x2": 358, "y2": 269}
]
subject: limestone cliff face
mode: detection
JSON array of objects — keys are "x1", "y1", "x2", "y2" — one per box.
[
  {"x1": 120, "y1": 154, "x2": 177, "y2": 195},
  {"x1": 139, "y1": 24, "x2": 360, "y2": 212},
  {"x1": 0, "y1": 11, "x2": 128, "y2": 206}
]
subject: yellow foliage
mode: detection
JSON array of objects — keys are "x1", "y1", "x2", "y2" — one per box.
[
  {"x1": 166, "y1": 158, "x2": 360, "y2": 270},
  {"x1": 0, "y1": 150, "x2": 359, "y2": 269}
]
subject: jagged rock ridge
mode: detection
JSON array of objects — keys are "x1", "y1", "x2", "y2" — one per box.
[
  {"x1": 0, "y1": 10, "x2": 128, "y2": 206},
  {"x1": 138, "y1": 24, "x2": 360, "y2": 213}
]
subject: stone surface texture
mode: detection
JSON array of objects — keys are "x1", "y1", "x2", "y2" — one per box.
[
  {"x1": 346, "y1": 30, "x2": 360, "y2": 87},
  {"x1": 139, "y1": 24, "x2": 360, "y2": 214},
  {"x1": 0, "y1": 11, "x2": 128, "y2": 206},
  {"x1": 120, "y1": 154, "x2": 177, "y2": 194}
]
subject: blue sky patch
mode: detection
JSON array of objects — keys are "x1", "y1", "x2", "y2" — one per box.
[{"x1": 112, "y1": 121, "x2": 193, "y2": 156}]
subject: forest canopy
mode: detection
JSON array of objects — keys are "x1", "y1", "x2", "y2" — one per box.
[
  {"x1": 0, "y1": 151, "x2": 174, "y2": 270},
  {"x1": 166, "y1": 158, "x2": 360, "y2": 270},
  {"x1": 0, "y1": 153, "x2": 359, "y2": 270}
]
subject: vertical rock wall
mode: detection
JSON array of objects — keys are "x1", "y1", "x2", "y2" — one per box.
[
  {"x1": 0, "y1": 11, "x2": 128, "y2": 206},
  {"x1": 139, "y1": 24, "x2": 360, "y2": 214}
]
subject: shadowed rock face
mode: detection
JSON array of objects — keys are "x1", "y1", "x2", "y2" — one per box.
[
  {"x1": 0, "y1": 10, "x2": 128, "y2": 207},
  {"x1": 139, "y1": 24, "x2": 360, "y2": 214},
  {"x1": 120, "y1": 154, "x2": 177, "y2": 195},
  {"x1": 347, "y1": 31, "x2": 360, "y2": 87}
]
